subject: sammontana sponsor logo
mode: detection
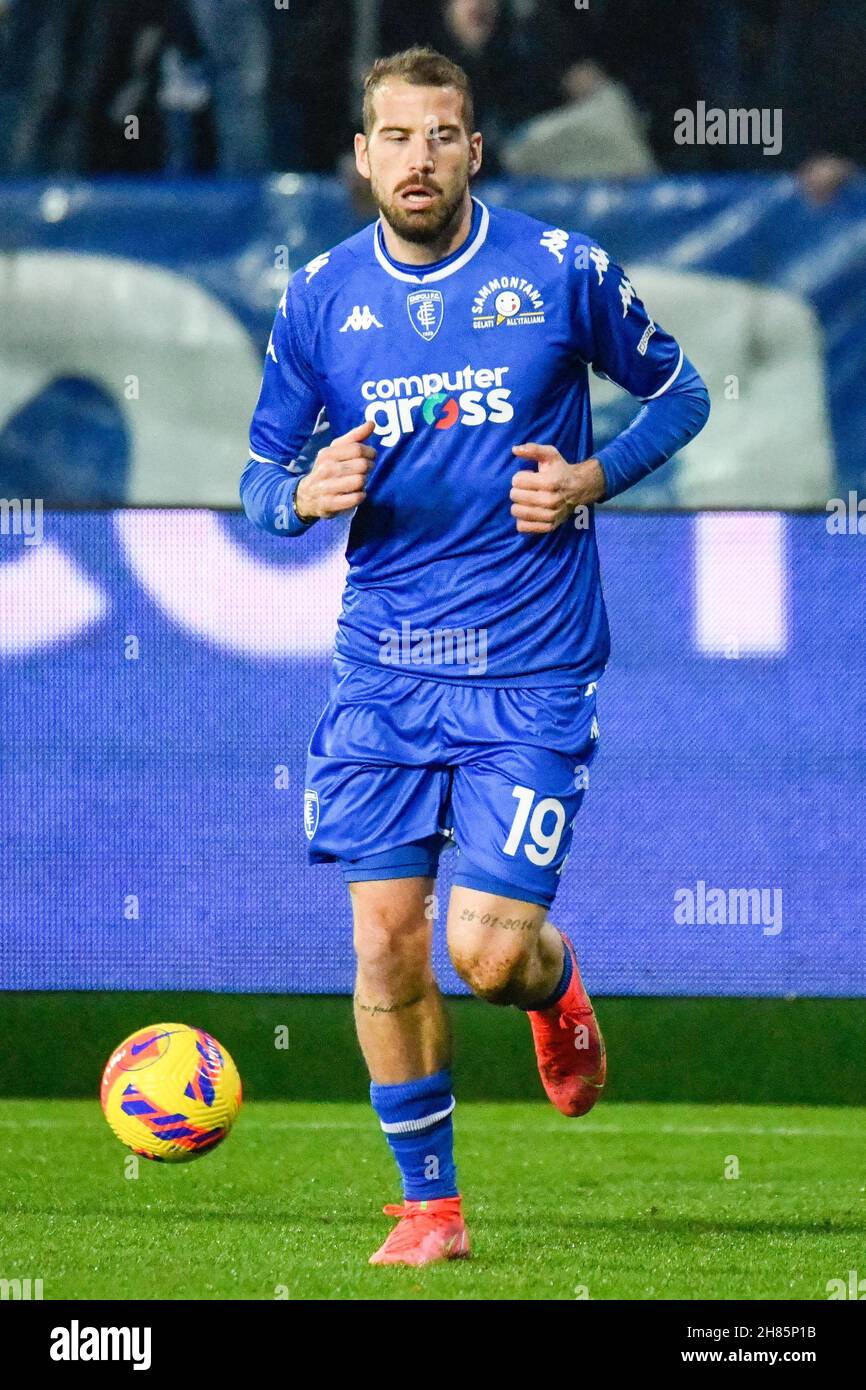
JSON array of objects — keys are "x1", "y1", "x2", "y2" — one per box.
[{"x1": 472, "y1": 275, "x2": 545, "y2": 329}]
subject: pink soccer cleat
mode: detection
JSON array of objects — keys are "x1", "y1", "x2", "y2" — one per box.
[
  {"x1": 368, "y1": 1195, "x2": 471, "y2": 1266},
  {"x1": 527, "y1": 931, "x2": 607, "y2": 1117}
]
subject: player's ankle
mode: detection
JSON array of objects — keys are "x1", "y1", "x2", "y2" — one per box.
[{"x1": 521, "y1": 936, "x2": 573, "y2": 1012}]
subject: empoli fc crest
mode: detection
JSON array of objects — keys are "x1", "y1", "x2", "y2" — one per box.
[{"x1": 407, "y1": 289, "x2": 444, "y2": 340}]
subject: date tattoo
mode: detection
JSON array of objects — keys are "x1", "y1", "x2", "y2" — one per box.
[{"x1": 459, "y1": 907, "x2": 536, "y2": 932}]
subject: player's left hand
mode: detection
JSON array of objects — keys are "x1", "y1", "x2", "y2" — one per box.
[{"x1": 510, "y1": 444, "x2": 606, "y2": 534}]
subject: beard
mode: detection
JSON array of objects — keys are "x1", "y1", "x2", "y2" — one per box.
[{"x1": 372, "y1": 162, "x2": 470, "y2": 246}]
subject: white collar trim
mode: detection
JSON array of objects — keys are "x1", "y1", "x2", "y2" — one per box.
[{"x1": 373, "y1": 197, "x2": 489, "y2": 283}]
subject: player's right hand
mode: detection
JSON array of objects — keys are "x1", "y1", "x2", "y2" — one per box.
[{"x1": 294, "y1": 420, "x2": 376, "y2": 521}]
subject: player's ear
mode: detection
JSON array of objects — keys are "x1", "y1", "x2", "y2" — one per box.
[
  {"x1": 354, "y1": 132, "x2": 370, "y2": 179},
  {"x1": 468, "y1": 132, "x2": 483, "y2": 178}
]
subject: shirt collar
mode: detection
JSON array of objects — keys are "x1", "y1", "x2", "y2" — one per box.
[{"x1": 373, "y1": 196, "x2": 489, "y2": 284}]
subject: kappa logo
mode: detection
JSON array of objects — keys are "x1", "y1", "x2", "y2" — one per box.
[
  {"x1": 589, "y1": 246, "x2": 610, "y2": 285},
  {"x1": 540, "y1": 228, "x2": 570, "y2": 263},
  {"x1": 619, "y1": 276, "x2": 636, "y2": 317},
  {"x1": 303, "y1": 789, "x2": 319, "y2": 840},
  {"x1": 407, "y1": 289, "x2": 444, "y2": 340},
  {"x1": 304, "y1": 252, "x2": 330, "y2": 283},
  {"x1": 472, "y1": 275, "x2": 545, "y2": 329},
  {"x1": 339, "y1": 305, "x2": 383, "y2": 332}
]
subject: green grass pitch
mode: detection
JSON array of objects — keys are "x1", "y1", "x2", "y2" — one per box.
[{"x1": 1, "y1": 1099, "x2": 864, "y2": 1300}]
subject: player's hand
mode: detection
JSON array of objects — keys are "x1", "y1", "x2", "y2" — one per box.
[
  {"x1": 295, "y1": 419, "x2": 377, "y2": 521},
  {"x1": 510, "y1": 444, "x2": 606, "y2": 533}
]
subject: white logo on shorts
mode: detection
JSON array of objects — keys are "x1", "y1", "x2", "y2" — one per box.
[{"x1": 303, "y1": 789, "x2": 319, "y2": 840}]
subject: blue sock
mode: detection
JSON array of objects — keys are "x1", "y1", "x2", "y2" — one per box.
[
  {"x1": 369, "y1": 1068, "x2": 458, "y2": 1201},
  {"x1": 521, "y1": 934, "x2": 573, "y2": 1011}
]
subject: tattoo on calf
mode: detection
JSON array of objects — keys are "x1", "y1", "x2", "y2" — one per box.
[{"x1": 354, "y1": 990, "x2": 427, "y2": 1017}]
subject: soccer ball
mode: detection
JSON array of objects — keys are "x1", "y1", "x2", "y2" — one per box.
[{"x1": 100, "y1": 1023, "x2": 242, "y2": 1162}]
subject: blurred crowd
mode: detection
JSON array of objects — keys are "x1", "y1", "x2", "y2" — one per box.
[{"x1": 1, "y1": 0, "x2": 864, "y2": 199}]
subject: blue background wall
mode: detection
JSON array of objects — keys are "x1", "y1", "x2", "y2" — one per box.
[{"x1": 1, "y1": 508, "x2": 862, "y2": 995}]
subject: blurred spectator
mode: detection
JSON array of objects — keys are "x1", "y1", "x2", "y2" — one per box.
[
  {"x1": 688, "y1": 0, "x2": 865, "y2": 184},
  {"x1": 500, "y1": 0, "x2": 657, "y2": 178},
  {"x1": 587, "y1": 0, "x2": 702, "y2": 171},
  {"x1": 185, "y1": 0, "x2": 270, "y2": 172},
  {"x1": 386, "y1": 0, "x2": 608, "y2": 174},
  {"x1": 269, "y1": 0, "x2": 354, "y2": 172},
  {"x1": 0, "y1": 0, "x2": 215, "y2": 174},
  {"x1": 501, "y1": 73, "x2": 656, "y2": 179},
  {"x1": 0, "y1": 0, "x2": 862, "y2": 184},
  {"x1": 602, "y1": 0, "x2": 866, "y2": 190},
  {"x1": 694, "y1": 0, "x2": 866, "y2": 170},
  {"x1": 378, "y1": 0, "x2": 651, "y2": 179}
]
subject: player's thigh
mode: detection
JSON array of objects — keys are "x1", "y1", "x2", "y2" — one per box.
[
  {"x1": 449, "y1": 733, "x2": 597, "y2": 911},
  {"x1": 348, "y1": 873, "x2": 435, "y2": 935},
  {"x1": 447, "y1": 883, "x2": 547, "y2": 980},
  {"x1": 445, "y1": 684, "x2": 599, "y2": 909},
  {"x1": 304, "y1": 660, "x2": 448, "y2": 862}
]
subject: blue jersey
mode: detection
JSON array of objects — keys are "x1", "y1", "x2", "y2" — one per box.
[{"x1": 244, "y1": 195, "x2": 707, "y2": 686}]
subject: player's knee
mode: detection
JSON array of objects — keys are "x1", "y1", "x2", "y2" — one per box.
[
  {"x1": 450, "y1": 942, "x2": 529, "y2": 1006},
  {"x1": 352, "y1": 911, "x2": 429, "y2": 992}
]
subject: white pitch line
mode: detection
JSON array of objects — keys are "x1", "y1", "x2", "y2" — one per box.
[
  {"x1": 1, "y1": 1119, "x2": 863, "y2": 1140},
  {"x1": 236, "y1": 1121, "x2": 866, "y2": 1139}
]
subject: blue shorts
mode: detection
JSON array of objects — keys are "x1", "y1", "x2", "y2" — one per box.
[{"x1": 303, "y1": 656, "x2": 601, "y2": 909}]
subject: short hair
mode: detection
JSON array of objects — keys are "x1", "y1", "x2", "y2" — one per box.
[{"x1": 362, "y1": 46, "x2": 475, "y2": 139}]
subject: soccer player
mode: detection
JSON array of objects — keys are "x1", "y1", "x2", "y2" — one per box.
[{"x1": 241, "y1": 46, "x2": 710, "y2": 1267}]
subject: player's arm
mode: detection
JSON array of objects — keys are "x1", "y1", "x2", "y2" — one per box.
[
  {"x1": 241, "y1": 279, "x2": 376, "y2": 535},
  {"x1": 575, "y1": 244, "x2": 710, "y2": 500},
  {"x1": 510, "y1": 243, "x2": 709, "y2": 531}
]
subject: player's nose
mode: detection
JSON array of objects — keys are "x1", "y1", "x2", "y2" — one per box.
[{"x1": 407, "y1": 138, "x2": 436, "y2": 171}]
